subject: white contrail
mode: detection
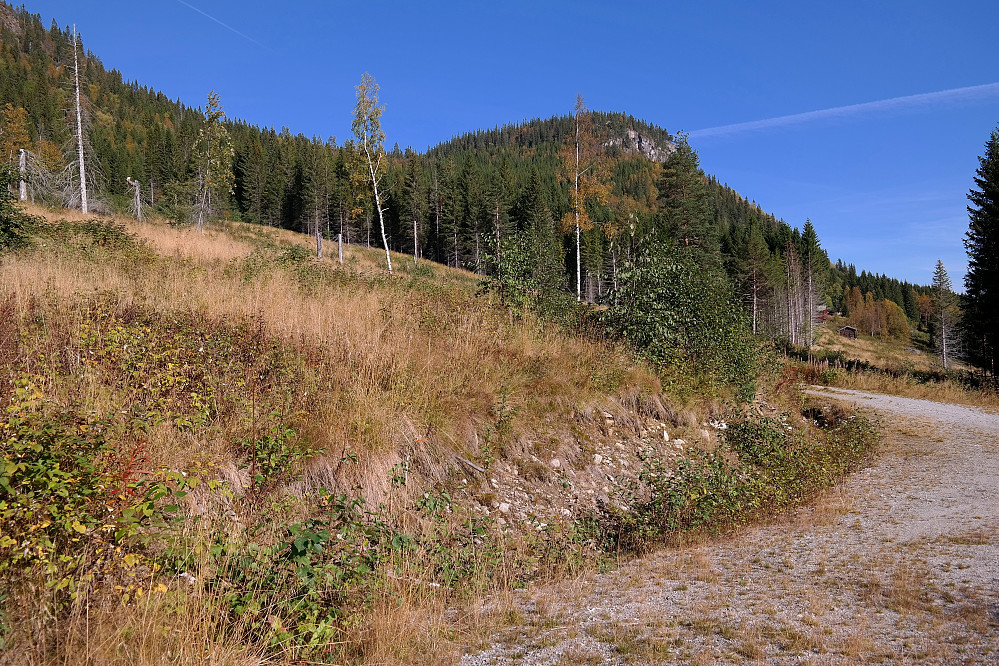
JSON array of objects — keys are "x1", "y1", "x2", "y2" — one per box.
[
  {"x1": 175, "y1": 0, "x2": 267, "y2": 49},
  {"x1": 689, "y1": 82, "x2": 999, "y2": 139}
]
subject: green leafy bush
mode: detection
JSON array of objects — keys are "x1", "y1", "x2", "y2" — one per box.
[
  {"x1": 0, "y1": 377, "x2": 190, "y2": 617},
  {"x1": 195, "y1": 491, "x2": 396, "y2": 654},
  {"x1": 604, "y1": 238, "x2": 767, "y2": 401},
  {"x1": 0, "y1": 165, "x2": 36, "y2": 251},
  {"x1": 591, "y1": 409, "x2": 878, "y2": 553}
]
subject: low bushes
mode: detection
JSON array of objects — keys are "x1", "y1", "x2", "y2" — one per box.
[{"x1": 591, "y1": 408, "x2": 879, "y2": 554}]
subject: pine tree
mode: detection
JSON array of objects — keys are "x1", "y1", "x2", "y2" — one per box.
[
  {"x1": 657, "y1": 133, "x2": 716, "y2": 264},
  {"x1": 963, "y1": 124, "x2": 999, "y2": 376}
]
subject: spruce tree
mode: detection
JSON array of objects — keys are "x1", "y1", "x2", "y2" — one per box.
[
  {"x1": 523, "y1": 170, "x2": 566, "y2": 299},
  {"x1": 964, "y1": 124, "x2": 999, "y2": 377},
  {"x1": 0, "y1": 165, "x2": 32, "y2": 249},
  {"x1": 932, "y1": 260, "x2": 960, "y2": 370},
  {"x1": 743, "y1": 221, "x2": 770, "y2": 335},
  {"x1": 800, "y1": 219, "x2": 829, "y2": 346}
]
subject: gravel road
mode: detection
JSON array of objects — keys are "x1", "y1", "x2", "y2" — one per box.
[{"x1": 460, "y1": 388, "x2": 999, "y2": 665}]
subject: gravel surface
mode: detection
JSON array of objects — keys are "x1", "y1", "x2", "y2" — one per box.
[{"x1": 460, "y1": 388, "x2": 999, "y2": 665}]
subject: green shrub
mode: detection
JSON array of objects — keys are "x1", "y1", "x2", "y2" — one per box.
[
  {"x1": 0, "y1": 377, "x2": 190, "y2": 619},
  {"x1": 590, "y1": 409, "x2": 878, "y2": 554},
  {"x1": 0, "y1": 165, "x2": 36, "y2": 251},
  {"x1": 603, "y1": 238, "x2": 767, "y2": 401}
]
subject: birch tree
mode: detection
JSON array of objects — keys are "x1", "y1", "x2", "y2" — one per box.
[
  {"x1": 560, "y1": 95, "x2": 608, "y2": 301},
  {"x1": 72, "y1": 26, "x2": 89, "y2": 214},
  {"x1": 1, "y1": 104, "x2": 31, "y2": 167},
  {"x1": 352, "y1": 73, "x2": 392, "y2": 273}
]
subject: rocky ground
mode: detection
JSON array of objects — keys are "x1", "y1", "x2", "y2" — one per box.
[{"x1": 459, "y1": 387, "x2": 999, "y2": 665}]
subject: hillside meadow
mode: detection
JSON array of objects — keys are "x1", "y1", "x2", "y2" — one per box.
[{"x1": 1, "y1": 207, "x2": 879, "y2": 665}]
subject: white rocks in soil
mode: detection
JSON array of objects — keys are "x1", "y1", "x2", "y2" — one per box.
[
  {"x1": 498, "y1": 502, "x2": 511, "y2": 514},
  {"x1": 550, "y1": 458, "x2": 561, "y2": 469},
  {"x1": 662, "y1": 429, "x2": 670, "y2": 441},
  {"x1": 593, "y1": 454, "x2": 603, "y2": 465}
]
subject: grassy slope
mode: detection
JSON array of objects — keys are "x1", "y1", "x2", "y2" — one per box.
[
  {"x1": 1, "y1": 207, "x2": 882, "y2": 665},
  {"x1": 1, "y1": 205, "x2": 672, "y2": 664},
  {"x1": 4, "y1": 203, "x2": 659, "y2": 483}
]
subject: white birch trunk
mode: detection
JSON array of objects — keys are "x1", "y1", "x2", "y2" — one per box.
[
  {"x1": 315, "y1": 211, "x2": 323, "y2": 259},
  {"x1": 127, "y1": 176, "x2": 142, "y2": 221},
  {"x1": 73, "y1": 26, "x2": 89, "y2": 214},
  {"x1": 574, "y1": 111, "x2": 581, "y2": 302},
  {"x1": 364, "y1": 150, "x2": 391, "y2": 273}
]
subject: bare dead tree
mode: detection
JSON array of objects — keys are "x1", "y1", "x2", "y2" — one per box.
[
  {"x1": 18, "y1": 148, "x2": 26, "y2": 201},
  {"x1": 126, "y1": 176, "x2": 143, "y2": 221}
]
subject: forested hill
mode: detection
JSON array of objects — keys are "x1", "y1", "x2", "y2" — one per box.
[{"x1": 0, "y1": 1, "x2": 929, "y2": 336}]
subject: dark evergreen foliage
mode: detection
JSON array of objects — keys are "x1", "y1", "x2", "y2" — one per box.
[
  {"x1": 0, "y1": 164, "x2": 34, "y2": 249},
  {"x1": 963, "y1": 125, "x2": 999, "y2": 376}
]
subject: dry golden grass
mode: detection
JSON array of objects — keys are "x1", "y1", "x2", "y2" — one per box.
[
  {"x1": 831, "y1": 371, "x2": 999, "y2": 410},
  {"x1": 1, "y1": 206, "x2": 670, "y2": 665},
  {"x1": 813, "y1": 325, "x2": 944, "y2": 373},
  {"x1": 7, "y1": 581, "x2": 262, "y2": 666},
  {"x1": 340, "y1": 595, "x2": 464, "y2": 666},
  {"x1": 3, "y1": 208, "x2": 659, "y2": 504}
]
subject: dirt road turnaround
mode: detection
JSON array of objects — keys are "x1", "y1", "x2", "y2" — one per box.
[{"x1": 460, "y1": 387, "x2": 999, "y2": 665}]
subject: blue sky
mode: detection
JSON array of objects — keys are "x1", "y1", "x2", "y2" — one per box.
[{"x1": 26, "y1": 0, "x2": 999, "y2": 286}]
